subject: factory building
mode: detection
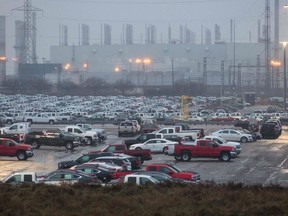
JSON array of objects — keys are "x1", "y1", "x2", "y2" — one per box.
[{"x1": 49, "y1": 42, "x2": 274, "y2": 92}]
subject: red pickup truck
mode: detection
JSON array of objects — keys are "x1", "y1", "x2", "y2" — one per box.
[
  {"x1": 89, "y1": 144, "x2": 152, "y2": 163},
  {"x1": 110, "y1": 163, "x2": 201, "y2": 183},
  {"x1": 145, "y1": 163, "x2": 200, "y2": 183},
  {"x1": 170, "y1": 139, "x2": 237, "y2": 162},
  {"x1": 0, "y1": 138, "x2": 34, "y2": 160}
]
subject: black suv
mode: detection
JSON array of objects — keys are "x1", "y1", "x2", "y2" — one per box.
[
  {"x1": 260, "y1": 123, "x2": 281, "y2": 139},
  {"x1": 58, "y1": 152, "x2": 113, "y2": 169}
]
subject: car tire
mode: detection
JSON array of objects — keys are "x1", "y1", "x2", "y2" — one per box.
[
  {"x1": 240, "y1": 137, "x2": 248, "y2": 143},
  {"x1": 49, "y1": 120, "x2": 54, "y2": 125},
  {"x1": 174, "y1": 155, "x2": 182, "y2": 161},
  {"x1": 31, "y1": 141, "x2": 40, "y2": 149},
  {"x1": 136, "y1": 147, "x2": 142, "y2": 150},
  {"x1": 27, "y1": 119, "x2": 33, "y2": 124},
  {"x1": 7, "y1": 120, "x2": 12, "y2": 124},
  {"x1": 163, "y1": 146, "x2": 168, "y2": 154},
  {"x1": 65, "y1": 142, "x2": 74, "y2": 150},
  {"x1": 86, "y1": 137, "x2": 92, "y2": 145},
  {"x1": 220, "y1": 152, "x2": 231, "y2": 162},
  {"x1": 181, "y1": 151, "x2": 191, "y2": 162},
  {"x1": 17, "y1": 151, "x2": 27, "y2": 161}
]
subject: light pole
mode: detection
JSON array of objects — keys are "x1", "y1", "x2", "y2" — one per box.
[
  {"x1": 143, "y1": 58, "x2": 151, "y2": 86},
  {"x1": 282, "y1": 42, "x2": 288, "y2": 111},
  {"x1": 129, "y1": 59, "x2": 132, "y2": 83},
  {"x1": 42, "y1": 58, "x2": 46, "y2": 82},
  {"x1": 135, "y1": 59, "x2": 142, "y2": 86}
]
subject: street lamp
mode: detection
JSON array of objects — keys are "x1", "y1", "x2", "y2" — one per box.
[
  {"x1": 143, "y1": 58, "x2": 151, "y2": 85},
  {"x1": 135, "y1": 59, "x2": 142, "y2": 86},
  {"x1": 83, "y1": 63, "x2": 88, "y2": 71},
  {"x1": 281, "y1": 42, "x2": 288, "y2": 111},
  {"x1": 129, "y1": 59, "x2": 132, "y2": 83},
  {"x1": 64, "y1": 63, "x2": 71, "y2": 71}
]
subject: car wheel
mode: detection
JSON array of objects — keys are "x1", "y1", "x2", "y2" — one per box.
[
  {"x1": 181, "y1": 151, "x2": 191, "y2": 162},
  {"x1": 17, "y1": 151, "x2": 27, "y2": 161},
  {"x1": 163, "y1": 146, "x2": 168, "y2": 154},
  {"x1": 31, "y1": 141, "x2": 40, "y2": 149},
  {"x1": 27, "y1": 119, "x2": 33, "y2": 124},
  {"x1": 7, "y1": 120, "x2": 12, "y2": 124},
  {"x1": 49, "y1": 120, "x2": 54, "y2": 125},
  {"x1": 240, "y1": 137, "x2": 248, "y2": 143},
  {"x1": 65, "y1": 142, "x2": 74, "y2": 150},
  {"x1": 136, "y1": 147, "x2": 142, "y2": 150},
  {"x1": 86, "y1": 137, "x2": 92, "y2": 145},
  {"x1": 220, "y1": 152, "x2": 231, "y2": 162},
  {"x1": 174, "y1": 155, "x2": 182, "y2": 161}
]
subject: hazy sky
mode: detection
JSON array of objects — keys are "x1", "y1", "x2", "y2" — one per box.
[{"x1": 1, "y1": 0, "x2": 288, "y2": 64}]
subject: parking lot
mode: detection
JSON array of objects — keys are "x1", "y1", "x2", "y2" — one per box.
[{"x1": 1, "y1": 122, "x2": 288, "y2": 186}]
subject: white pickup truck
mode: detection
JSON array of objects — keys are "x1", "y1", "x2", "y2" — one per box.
[
  {"x1": 76, "y1": 123, "x2": 107, "y2": 141},
  {"x1": 2, "y1": 172, "x2": 39, "y2": 184},
  {"x1": 63, "y1": 125, "x2": 99, "y2": 144},
  {"x1": 123, "y1": 174, "x2": 159, "y2": 185},
  {"x1": 0, "y1": 122, "x2": 31, "y2": 135},
  {"x1": 23, "y1": 113, "x2": 58, "y2": 125},
  {"x1": 156, "y1": 127, "x2": 201, "y2": 140},
  {"x1": 0, "y1": 122, "x2": 31, "y2": 142}
]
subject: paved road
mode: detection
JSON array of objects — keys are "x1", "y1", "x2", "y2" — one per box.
[{"x1": 1, "y1": 122, "x2": 288, "y2": 187}]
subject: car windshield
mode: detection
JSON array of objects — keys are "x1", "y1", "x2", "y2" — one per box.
[
  {"x1": 217, "y1": 137, "x2": 227, "y2": 144},
  {"x1": 83, "y1": 125, "x2": 93, "y2": 130},
  {"x1": 151, "y1": 175, "x2": 171, "y2": 182},
  {"x1": 61, "y1": 131, "x2": 73, "y2": 136},
  {"x1": 168, "y1": 164, "x2": 181, "y2": 173}
]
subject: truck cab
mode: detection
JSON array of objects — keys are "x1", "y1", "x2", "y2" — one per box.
[
  {"x1": 2, "y1": 172, "x2": 38, "y2": 184},
  {"x1": 146, "y1": 163, "x2": 200, "y2": 182},
  {"x1": 124, "y1": 174, "x2": 159, "y2": 185},
  {"x1": 0, "y1": 122, "x2": 31, "y2": 139},
  {"x1": 64, "y1": 125, "x2": 99, "y2": 144}
]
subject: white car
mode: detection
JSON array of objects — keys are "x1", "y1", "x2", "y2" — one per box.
[
  {"x1": 129, "y1": 138, "x2": 178, "y2": 153},
  {"x1": 211, "y1": 129, "x2": 253, "y2": 143},
  {"x1": 189, "y1": 115, "x2": 204, "y2": 122},
  {"x1": 204, "y1": 135, "x2": 241, "y2": 155}
]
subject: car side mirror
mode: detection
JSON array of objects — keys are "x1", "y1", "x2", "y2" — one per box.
[{"x1": 213, "y1": 143, "x2": 219, "y2": 148}]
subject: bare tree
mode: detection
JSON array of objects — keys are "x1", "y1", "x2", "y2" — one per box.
[
  {"x1": 4, "y1": 78, "x2": 21, "y2": 94},
  {"x1": 85, "y1": 77, "x2": 107, "y2": 95},
  {"x1": 57, "y1": 79, "x2": 78, "y2": 95},
  {"x1": 114, "y1": 79, "x2": 134, "y2": 95},
  {"x1": 30, "y1": 79, "x2": 52, "y2": 94}
]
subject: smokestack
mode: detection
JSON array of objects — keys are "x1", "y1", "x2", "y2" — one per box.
[
  {"x1": 258, "y1": 19, "x2": 261, "y2": 42},
  {"x1": 230, "y1": 19, "x2": 233, "y2": 43}
]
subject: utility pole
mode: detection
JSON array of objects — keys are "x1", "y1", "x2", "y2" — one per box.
[
  {"x1": 171, "y1": 58, "x2": 175, "y2": 87},
  {"x1": 221, "y1": 60, "x2": 224, "y2": 105},
  {"x1": 265, "y1": 0, "x2": 271, "y2": 92}
]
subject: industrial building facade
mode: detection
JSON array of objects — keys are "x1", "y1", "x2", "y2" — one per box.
[{"x1": 49, "y1": 42, "x2": 280, "y2": 92}]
